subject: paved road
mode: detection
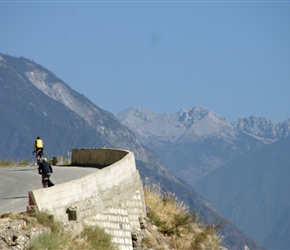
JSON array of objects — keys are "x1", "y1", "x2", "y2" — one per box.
[{"x1": 0, "y1": 165, "x2": 98, "y2": 215}]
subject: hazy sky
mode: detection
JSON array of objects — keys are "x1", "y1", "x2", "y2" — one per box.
[{"x1": 1, "y1": 1, "x2": 290, "y2": 123}]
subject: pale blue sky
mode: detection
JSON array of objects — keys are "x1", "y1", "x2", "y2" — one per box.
[{"x1": 1, "y1": 1, "x2": 290, "y2": 123}]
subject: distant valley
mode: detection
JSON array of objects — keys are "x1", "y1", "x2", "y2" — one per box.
[{"x1": 195, "y1": 136, "x2": 290, "y2": 249}]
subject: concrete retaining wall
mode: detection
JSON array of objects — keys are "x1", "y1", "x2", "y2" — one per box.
[{"x1": 28, "y1": 148, "x2": 146, "y2": 250}]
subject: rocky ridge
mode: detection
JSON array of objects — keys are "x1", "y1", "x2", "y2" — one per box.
[{"x1": 117, "y1": 106, "x2": 290, "y2": 184}]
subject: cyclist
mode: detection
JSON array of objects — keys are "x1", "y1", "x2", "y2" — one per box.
[
  {"x1": 33, "y1": 136, "x2": 44, "y2": 165},
  {"x1": 38, "y1": 158, "x2": 53, "y2": 187}
]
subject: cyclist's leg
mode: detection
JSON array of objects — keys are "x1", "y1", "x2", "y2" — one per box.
[
  {"x1": 36, "y1": 148, "x2": 42, "y2": 166},
  {"x1": 42, "y1": 174, "x2": 46, "y2": 188},
  {"x1": 42, "y1": 174, "x2": 51, "y2": 188},
  {"x1": 38, "y1": 148, "x2": 44, "y2": 163}
]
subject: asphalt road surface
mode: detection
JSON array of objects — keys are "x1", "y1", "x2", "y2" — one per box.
[{"x1": 0, "y1": 165, "x2": 98, "y2": 215}]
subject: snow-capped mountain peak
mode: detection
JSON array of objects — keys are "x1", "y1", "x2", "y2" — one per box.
[{"x1": 117, "y1": 106, "x2": 233, "y2": 143}]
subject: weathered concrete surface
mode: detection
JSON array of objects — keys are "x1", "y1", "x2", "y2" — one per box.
[
  {"x1": 28, "y1": 148, "x2": 146, "y2": 250},
  {"x1": 71, "y1": 148, "x2": 128, "y2": 167}
]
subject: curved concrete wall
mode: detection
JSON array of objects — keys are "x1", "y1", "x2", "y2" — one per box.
[{"x1": 28, "y1": 148, "x2": 146, "y2": 250}]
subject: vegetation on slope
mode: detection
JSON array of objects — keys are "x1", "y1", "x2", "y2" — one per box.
[
  {"x1": 0, "y1": 185, "x2": 223, "y2": 250},
  {"x1": 0, "y1": 158, "x2": 29, "y2": 167},
  {"x1": 29, "y1": 212, "x2": 115, "y2": 250},
  {"x1": 142, "y1": 184, "x2": 223, "y2": 250},
  {"x1": 0, "y1": 211, "x2": 116, "y2": 250}
]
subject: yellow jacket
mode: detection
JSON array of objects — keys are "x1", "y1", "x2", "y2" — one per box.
[{"x1": 34, "y1": 139, "x2": 43, "y2": 151}]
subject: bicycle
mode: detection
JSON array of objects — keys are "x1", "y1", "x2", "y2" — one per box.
[
  {"x1": 42, "y1": 174, "x2": 54, "y2": 188},
  {"x1": 33, "y1": 149, "x2": 43, "y2": 166}
]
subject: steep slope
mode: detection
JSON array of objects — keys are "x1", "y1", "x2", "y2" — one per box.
[
  {"x1": 0, "y1": 53, "x2": 262, "y2": 249},
  {"x1": 263, "y1": 207, "x2": 290, "y2": 249},
  {"x1": 0, "y1": 53, "x2": 147, "y2": 162},
  {"x1": 117, "y1": 107, "x2": 290, "y2": 185},
  {"x1": 195, "y1": 136, "x2": 290, "y2": 249},
  {"x1": 138, "y1": 159, "x2": 266, "y2": 250}
]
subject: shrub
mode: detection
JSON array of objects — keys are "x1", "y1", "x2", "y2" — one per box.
[
  {"x1": 0, "y1": 158, "x2": 30, "y2": 167},
  {"x1": 29, "y1": 231, "x2": 63, "y2": 250},
  {"x1": 144, "y1": 183, "x2": 222, "y2": 250},
  {"x1": 18, "y1": 158, "x2": 30, "y2": 166},
  {"x1": 81, "y1": 225, "x2": 115, "y2": 250},
  {"x1": 28, "y1": 211, "x2": 116, "y2": 250},
  {"x1": 0, "y1": 159, "x2": 14, "y2": 167}
]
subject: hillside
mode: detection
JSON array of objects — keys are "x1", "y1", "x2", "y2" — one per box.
[
  {"x1": 0, "y1": 53, "x2": 263, "y2": 249},
  {"x1": 195, "y1": 136, "x2": 290, "y2": 249}
]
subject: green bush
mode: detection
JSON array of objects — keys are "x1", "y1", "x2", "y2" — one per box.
[{"x1": 81, "y1": 225, "x2": 116, "y2": 250}]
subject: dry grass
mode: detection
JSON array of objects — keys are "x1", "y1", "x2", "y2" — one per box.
[
  {"x1": 0, "y1": 159, "x2": 16, "y2": 167},
  {"x1": 63, "y1": 157, "x2": 71, "y2": 165},
  {"x1": 28, "y1": 211, "x2": 116, "y2": 250},
  {"x1": 80, "y1": 225, "x2": 116, "y2": 250},
  {"x1": 144, "y1": 184, "x2": 222, "y2": 250},
  {"x1": 0, "y1": 158, "x2": 30, "y2": 167},
  {"x1": 1, "y1": 211, "x2": 116, "y2": 250},
  {"x1": 0, "y1": 211, "x2": 24, "y2": 220}
]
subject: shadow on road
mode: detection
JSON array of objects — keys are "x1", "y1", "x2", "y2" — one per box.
[
  {"x1": 11, "y1": 168, "x2": 36, "y2": 172},
  {"x1": 2, "y1": 196, "x2": 28, "y2": 200}
]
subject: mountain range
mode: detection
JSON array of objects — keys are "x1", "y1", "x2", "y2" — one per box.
[
  {"x1": 0, "y1": 52, "x2": 262, "y2": 249},
  {"x1": 117, "y1": 107, "x2": 290, "y2": 249},
  {"x1": 117, "y1": 106, "x2": 290, "y2": 185}
]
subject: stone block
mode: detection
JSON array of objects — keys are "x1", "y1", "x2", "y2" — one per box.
[
  {"x1": 66, "y1": 206, "x2": 78, "y2": 221},
  {"x1": 52, "y1": 156, "x2": 63, "y2": 165}
]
